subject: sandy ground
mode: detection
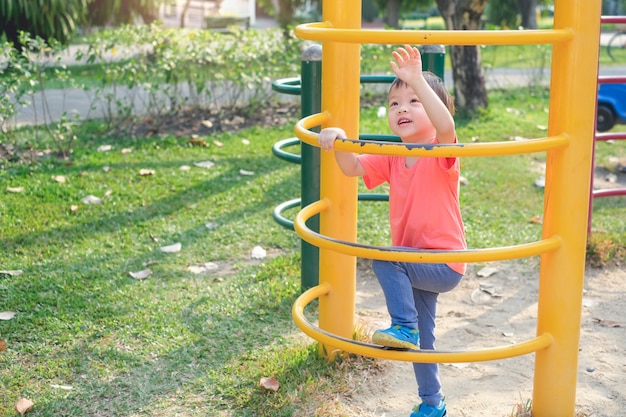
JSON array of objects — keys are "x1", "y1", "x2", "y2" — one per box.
[{"x1": 340, "y1": 259, "x2": 625, "y2": 417}]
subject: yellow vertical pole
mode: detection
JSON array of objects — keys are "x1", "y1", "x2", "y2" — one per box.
[
  {"x1": 533, "y1": 0, "x2": 601, "y2": 415},
  {"x1": 317, "y1": 0, "x2": 361, "y2": 359}
]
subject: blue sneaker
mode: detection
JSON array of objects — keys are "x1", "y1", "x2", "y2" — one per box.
[
  {"x1": 371, "y1": 325, "x2": 419, "y2": 350},
  {"x1": 410, "y1": 400, "x2": 447, "y2": 417}
]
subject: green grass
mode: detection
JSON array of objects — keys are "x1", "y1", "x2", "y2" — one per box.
[{"x1": 1, "y1": 87, "x2": 625, "y2": 416}]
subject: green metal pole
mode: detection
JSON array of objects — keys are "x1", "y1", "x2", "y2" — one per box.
[
  {"x1": 420, "y1": 44, "x2": 445, "y2": 81},
  {"x1": 300, "y1": 44, "x2": 322, "y2": 290}
]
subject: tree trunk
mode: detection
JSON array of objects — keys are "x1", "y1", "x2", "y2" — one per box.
[
  {"x1": 436, "y1": 0, "x2": 489, "y2": 113},
  {"x1": 386, "y1": 0, "x2": 402, "y2": 28},
  {"x1": 180, "y1": 0, "x2": 192, "y2": 28},
  {"x1": 518, "y1": 0, "x2": 538, "y2": 29},
  {"x1": 278, "y1": 0, "x2": 295, "y2": 27}
]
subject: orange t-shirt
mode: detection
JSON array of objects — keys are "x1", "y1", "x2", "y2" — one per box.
[{"x1": 359, "y1": 146, "x2": 466, "y2": 275}]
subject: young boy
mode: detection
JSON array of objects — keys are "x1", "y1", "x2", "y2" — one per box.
[{"x1": 318, "y1": 45, "x2": 466, "y2": 417}]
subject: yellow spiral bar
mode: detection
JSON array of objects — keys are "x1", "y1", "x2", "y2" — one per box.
[
  {"x1": 295, "y1": 22, "x2": 574, "y2": 45},
  {"x1": 294, "y1": 199, "x2": 562, "y2": 263},
  {"x1": 296, "y1": 113, "x2": 569, "y2": 157},
  {"x1": 292, "y1": 283, "x2": 554, "y2": 363}
]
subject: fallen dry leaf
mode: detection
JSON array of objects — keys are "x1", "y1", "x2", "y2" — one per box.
[
  {"x1": 97, "y1": 145, "x2": 112, "y2": 152},
  {"x1": 139, "y1": 169, "x2": 155, "y2": 176},
  {"x1": 534, "y1": 176, "x2": 545, "y2": 187},
  {"x1": 213, "y1": 140, "x2": 224, "y2": 147},
  {"x1": 470, "y1": 288, "x2": 501, "y2": 305},
  {"x1": 593, "y1": 318, "x2": 622, "y2": 328},
  {"x1": 189, "y1": 138, "x2": 208, "y2": 147},
  {"x1": 478, "y1": 283, "x2": 500, "y2": 296},
  {"x1": 0, "y1": 270, "x2": 23, "y2": 276},
  {"x1": 6, "y1": 186, "x2": 24, "y2": 193},
  {"x1": 52, "y1": 175, "x2": 66, "y2": 183},
  {"x1": 0, "y1": 311, "x2": 17, "y2": 320},
  {"x1": 194, "y1": 160, "x2": 215, "y2": 169},
  {"x1": 70, "y1": 205, "x2": 80, "y2": 212},
  {"x1": 239, "y1": 169, "x2": 254, "y2": 176},
  {"x1": 121, "y1": 148, "x2": 133, "y2": 154},
  {"x1": 129, "y1": 269, "x2": 152, "y2": 280},
  {"x1": 160, "y1": 242, "x2": 182, "y2": 253},
  {"x1": 241, "y1": 138, "x2": 250, "y2": 145},
  {"x1": 476, "y1": 266, "x2": 498, "y2": 278},
  {"x1": 81, "y1": 195, "x2": 102, "y2": 205},
  {"x1": 50, "y1": 384, "x2": 73, "y2": 390},
  {"x1": 259, "y1": 376, "x2": 279, "y2": 392},
  {"x1": 0, "y1": 339, "x2": 7, "y2": 351},
  {"x1": 251, "y1": 246, "x2": 267, "y2": 260},
  {"x1": 15, "y1": 398, "x2": 34, "y2": 415},
  {"x1": 201, "y1": 120, "x2": 214, "y2": 129},
  {"x1": 187, "y1": 262, "x2": 219, "y2": 274},
  {"x1": 180, "y1": 165, "x2": 191, "y2": 171}
]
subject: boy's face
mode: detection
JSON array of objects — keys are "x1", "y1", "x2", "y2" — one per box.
[{"x1": 387, "y1": 84, "x2": 434, "y2": 143}]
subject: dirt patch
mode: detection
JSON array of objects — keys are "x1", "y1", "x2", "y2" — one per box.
[
  {"x1": 127, "y1": 103, "x2": 299, "y2": 139},
  {"x1": 339, "y1": 260, "x2": 626, "y2": 417}
]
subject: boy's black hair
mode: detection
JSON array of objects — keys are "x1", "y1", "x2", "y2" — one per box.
[{"x1": 389, "y1": 72, "x2": 455, "y2": 116}]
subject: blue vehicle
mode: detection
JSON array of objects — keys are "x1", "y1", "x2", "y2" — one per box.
[{"x1": 596, "y1": 83, "x2": 626, "y2": 132}]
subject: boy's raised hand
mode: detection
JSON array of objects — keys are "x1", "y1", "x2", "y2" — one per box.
[{"x1": 390, "y1": 44, "x2": 423, "y2": 82}]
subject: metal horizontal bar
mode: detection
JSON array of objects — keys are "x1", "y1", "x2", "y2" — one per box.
[
  {"x1": 292, "y1": 283, "x2": 554, "y2": 363},
  {"x1": 294, "y1": 200, "x2": 562, "y2": 263},
  {"x1": 296, "y1": 113, "x2": 569, "y2": 157},
  {"x1": 295, "y1": 22, "x2": 574, "y2": 45}
]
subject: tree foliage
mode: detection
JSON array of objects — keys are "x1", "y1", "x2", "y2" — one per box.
[
  {"x1": 86, "y1": 0, "x2": 163, "y2": 26},
  {"x1": 486, "y1": 0, "x2": 541, "y2": 29},
  {"x1": 0, "y1": 0, "x2": 164, "y2": 47},
  {"x1": 0, "y1": 0, "x2": 88, "y2": 45},
  {"x1": 256, "y1": 0, "x2": 321, "y2": 28},
  {"x1": 375, "y1": 0, "x2": 433, "y2": 28},
  {"x1": 486, "y1": 0, "x2": 519, "y2": 28}
]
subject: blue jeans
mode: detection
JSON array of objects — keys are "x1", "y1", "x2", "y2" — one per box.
[{"x1": 372, "y1": 258, "x2": 463, "y2": 407}]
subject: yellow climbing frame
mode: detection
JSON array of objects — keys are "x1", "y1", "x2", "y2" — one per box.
[{"x1": 290, "y1": 1, "x2": 601, "y2": 416}]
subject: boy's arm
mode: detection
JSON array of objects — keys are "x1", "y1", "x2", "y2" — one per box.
[
  {"x1": 318, "y1": 127, "x2": 367, "y2": 177},
  {"x1": 391, "y1": 45, "x2": 456, "y2": 144},
  {"x1": 409, "y1": 77, "x2": 456, "y2": 144}
]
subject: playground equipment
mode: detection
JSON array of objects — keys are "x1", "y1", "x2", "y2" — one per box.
[
  {"x1": 285, "y1": 1, "x2": 605, "y2": 416},
  {"x1": 272, "y1": 45, "x2": 445, "y2": 290},
  {"x1": 272, "y1": 45, "x2": 322, "y2": 291},
  {"x1": 591, "y1": 16, "x2": 626, "y2": 206}
]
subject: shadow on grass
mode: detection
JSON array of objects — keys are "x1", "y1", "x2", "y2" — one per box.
[
  {"x1": 0, "y1": 152, "x2": 299, "y2": 257},
  {"x1": 3, "y1": 254, "x2": 317, "y2": 416}
]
